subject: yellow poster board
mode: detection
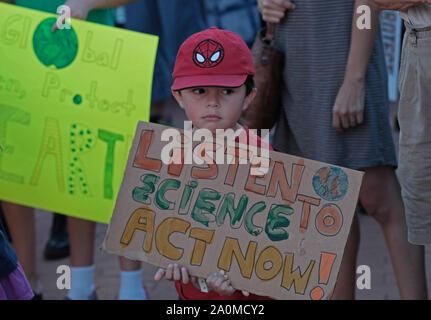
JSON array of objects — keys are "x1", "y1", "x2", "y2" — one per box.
[{"x1": 0, "y1": 3, "x2": 158, "y2": 223}]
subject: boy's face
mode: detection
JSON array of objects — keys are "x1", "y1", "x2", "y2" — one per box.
[{"x1": 172, "y1": 85, "x2": 256, "y2": 133}]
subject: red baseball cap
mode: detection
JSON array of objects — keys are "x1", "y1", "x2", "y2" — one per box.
[{"x1": 172, "y1": 27, "x2": 255, "y2": 90}]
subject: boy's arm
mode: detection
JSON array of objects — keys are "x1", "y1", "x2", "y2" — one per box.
[
  {"x1": 64, "y1": 0, "x2": 138, "y2": 17},
  {"x1": 332, "y1": 0, "x2": 379, "y2": 131}
]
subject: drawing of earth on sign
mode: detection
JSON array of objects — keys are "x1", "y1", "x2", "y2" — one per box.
[
  {"x1": 32, "y1": 17, "x2": 78, "y2": 69},
  {"x1": 312, "y1": 167, "x2": 348, "y2": 201}
]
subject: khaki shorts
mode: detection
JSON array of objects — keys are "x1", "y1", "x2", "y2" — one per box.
[{"x1": 397, "y1": 23, "x2": 431, "y2": 245}]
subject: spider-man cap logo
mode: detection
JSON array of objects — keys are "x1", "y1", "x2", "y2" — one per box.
[
  {"x1": 172, "y1": 27, "x2": 255, "y2": 90},
  {"x1": 193, "y1": 39, "x2": 225, "y2": 68}
]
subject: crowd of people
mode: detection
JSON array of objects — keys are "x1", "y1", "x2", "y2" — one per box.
[{"x1": 0, "y1": 0, "x2": 429, "y2": 300}]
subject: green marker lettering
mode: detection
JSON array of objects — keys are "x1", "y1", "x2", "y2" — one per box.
[
  {"x1": 132, "y1": 174, "x2": 160, "y2": 205},
  {"x1": 244, "y1": 201, "x2": 266, "y2": 236},
  {"x1": 178, "y1": 179, "x2": 198, "y2": 215},
  {"x1": 68, "y1": 123, "x2": 95, "y2": 196},
  {"x1": 155, "y1": 178, "x2": 181, "y2": 210},
  {"x1": 265, "y1": 204, "x2": 294, "y2": 241},
  {"x1": 216, "y1": 193, "x2": 248, "y2": 228},
  {"x1": 191, "y1": 188, "x2": 221, "y2": 227},
  {"x1": 98, "y1": 129, "x2": 124, "y2": 199}
]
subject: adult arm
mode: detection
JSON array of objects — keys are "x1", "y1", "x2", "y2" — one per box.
[
  {"x1": 88, "y1": 0, "x2": 139, "y2": 10},
  {"x1": 52, "y1": 0, "x2": 138, "y2": 31},
  {"x1": 332, "y1": 0, "x2": 380, "y2": 132},
  {"x1": 257, "y1": 0, "x2": 295, "y2": 23},
  {"x1": 369, "y1": 0, "x2": 429, "y2": 11}
]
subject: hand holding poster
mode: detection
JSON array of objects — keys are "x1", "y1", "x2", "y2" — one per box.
[
  {"x1": 103, "y1": 121, "x2": 364, "y2": 300},
  {"x1": 0, "y1": 3, "x2": 158, "y2": 223}
]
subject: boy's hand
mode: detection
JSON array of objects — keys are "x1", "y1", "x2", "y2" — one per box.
[
  {"x1": 206, "y1": 270, "x2": 250, "y2": 297},
  {"x1": 257, "y1": 0, "x2": 296, "y2": 24},
  {"x1": 51, "y1": 0, "x2": 93, "y2": 32},
  {"x1": 154, "y1": 264, "x2": 197, "y2": 285}
]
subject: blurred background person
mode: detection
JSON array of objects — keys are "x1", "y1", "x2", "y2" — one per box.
[
  {"x1": 124, "y1": 0, "x2": 207, "y2": 126},
  {"x1": 369, "y1": 0, "x2": 431, "y2": 246},
  {"x1": 257, "y1": 0, "x2": 427, "y2": 299}
]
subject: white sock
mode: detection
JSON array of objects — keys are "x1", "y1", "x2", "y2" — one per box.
[
  {"x1": 118, "y1": 269, "x2": 147, "y2": 300},
  {"x1": 67, "y1": 265, "x2": 95, "y2": 300}
]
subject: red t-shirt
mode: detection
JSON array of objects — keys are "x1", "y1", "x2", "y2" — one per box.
[{"x1": 175, "y1": 125, "x2": 273, "y2": 300}]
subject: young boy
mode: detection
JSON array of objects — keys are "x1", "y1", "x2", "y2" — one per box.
[{"x1": 154, "y1": 27, "x2": 272, "y2": 300}]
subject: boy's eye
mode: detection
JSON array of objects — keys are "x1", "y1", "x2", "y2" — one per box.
[
  {"x1": 222, "y1": 88, "x2": 234, "y2": 94},
  {"x1": 192, "y1": 88, "x2": 205, "y2": 94}
]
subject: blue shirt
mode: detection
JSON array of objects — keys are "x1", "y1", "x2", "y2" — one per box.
[{"x1": 15, "y1": 0, "x2": 115, "y2": 26}]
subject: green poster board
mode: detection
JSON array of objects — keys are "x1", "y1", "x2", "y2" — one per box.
[{"x1": 0, "y1": 3, "x2": 158, "y2": 223}]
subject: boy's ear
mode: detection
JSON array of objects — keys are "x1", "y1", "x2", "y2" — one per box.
[
  {"x1": 242, "y1": 87, "x2": 257, "y2": 112},
  {"x1": 172, "y1": 89, "x2": 184, "y2": 109}
]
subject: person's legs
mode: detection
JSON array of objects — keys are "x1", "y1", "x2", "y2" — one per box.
[
  {"x1": 397, "y1": 26, "x2": 431, "y2": 245},
  {"x1": 1, "y1": 202, "x2": 41, "y2": 296},
  {"x1": 119, "y1": 256, "x2": 141, "y2": 271},
  {"x1": 44, "y1": 213, "x2": 70, "y2": 260},
  {"x1": 331, "y1": 214, "x2": 360, "y2": 300},
  {"x1": 66, "y1": 216, "x2": 96, "y2": 299},
  {"x1": 118, "y1": 257, "x2": 147, "y2": 300},
  {"x1": 68, "y1": 216, "x2": 95, "y2": 266},
  {"x1": 359, "y1": 166, "x2": 427, "y2": 299}
]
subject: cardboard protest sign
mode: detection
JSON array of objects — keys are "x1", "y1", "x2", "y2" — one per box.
[
  {"x1": 103, "y1": 121, "x2": 364, "y2": 300},
  {"x1": 0, "y1": 3, "x2": 158, "y2": 223},
  {"x1": 380, "y1": 10, "x2": 402, "y2": 102}
]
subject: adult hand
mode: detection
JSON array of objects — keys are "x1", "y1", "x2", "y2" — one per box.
[
  {"x1": 206, "y1": 270, "x2": 250, "y2": 297},
  {"x1": 51, "y1": 0, "x2": 93, "y2": 32},
  {"x1": 257, "y1": 0, "x2": 296, "y2": 24},
  {"x1": 154, "y1": 264, "x2": 197, "y2": 285},
  {"x1": 332, "y1": 78, "x2": 365, "y2": 132},
  {"x1": 368, "y1": 0, "x2": 428, "y2": 11}
]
